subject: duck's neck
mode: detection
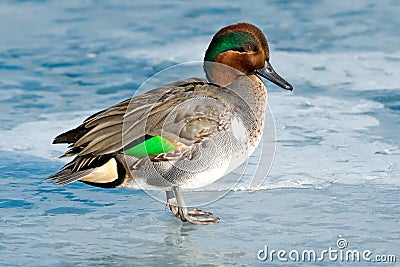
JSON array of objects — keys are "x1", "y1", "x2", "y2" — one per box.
[
  {"x1": 246, "y1": 74, "x2": 268, "y2": 127},
  {"x1": 204, "y1": 61, "x2": 244, "y2": 87},
  {"x1": 227, "y1": 74, "x2": 268, "y2": 129}
]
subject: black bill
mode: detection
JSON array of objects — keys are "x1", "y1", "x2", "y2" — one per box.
[{"x1": 256, "y1": 61, "x2": 293, "y2": 91}]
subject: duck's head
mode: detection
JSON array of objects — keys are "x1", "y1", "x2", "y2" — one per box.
[{"x1": 204, "y1": 22, "x2": 293, "y2": 90}]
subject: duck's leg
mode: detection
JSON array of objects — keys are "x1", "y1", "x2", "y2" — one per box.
[
  {"x1": 166, "y1": 190, "x2": 211, "y2": 217},
  {"x1": 165, "y1": 190, "x2": 179, "y2": 216},
  {"x1": 172, "y1": 186, "x2": 220, "y2": 225}
]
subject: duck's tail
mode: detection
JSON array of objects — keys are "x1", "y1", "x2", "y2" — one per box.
[{"x1": 45, "y1": 154, "x2": 127, "y2": 188}]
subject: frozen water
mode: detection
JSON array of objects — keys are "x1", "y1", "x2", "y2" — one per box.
[{"x1": 0, "y1": 0, "x2": 399, "y2": 266}]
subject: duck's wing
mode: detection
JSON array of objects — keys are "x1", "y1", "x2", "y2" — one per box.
[
  {"x1": 53, "y1": 78, "x2": 212, "y2": 156},
  {"x1": 48, "y1": 78, "x2": 233, "y2": 186}
]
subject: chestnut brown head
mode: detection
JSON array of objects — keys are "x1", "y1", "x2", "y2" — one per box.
[{"x1": 204, "y1": 22, "x2": 292, "y2": 90}]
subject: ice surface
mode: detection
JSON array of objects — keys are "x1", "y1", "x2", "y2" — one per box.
[{"x1": 0, "y1": 0, "x2": 399, "y2": 266}]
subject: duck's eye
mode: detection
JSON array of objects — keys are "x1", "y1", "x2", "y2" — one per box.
[
  {"x1": 244, "y1": 44, "x2": 252, "y2": 51},
  {"x1": 235, "y1": 44, "x2": 253, "y2": 53}
]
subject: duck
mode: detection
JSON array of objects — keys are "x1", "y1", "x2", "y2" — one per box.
[{"x1": 47, "y1": 22, "x2": 293, "y2": 225}]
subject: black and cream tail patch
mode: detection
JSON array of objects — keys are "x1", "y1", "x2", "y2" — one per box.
[{"x1": 46, "y1": 156, "x2": 126, "y2": 188}]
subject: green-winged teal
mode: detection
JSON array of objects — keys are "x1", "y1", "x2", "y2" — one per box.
[{"x1": 47, "y1": 22, "x2": 293, "y2": 224}]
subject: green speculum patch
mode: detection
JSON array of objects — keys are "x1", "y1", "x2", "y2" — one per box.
[
  {"x1": 125, "y1": 135, "x2": 176, "y2": 158},
  {"x1": 204, "y1": 31, "x2": 257, "y2": 62}
]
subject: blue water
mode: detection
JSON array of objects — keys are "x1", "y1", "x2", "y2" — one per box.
[{"x1": 1, "y1": 0, "x2": 400, "y2": 266}]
